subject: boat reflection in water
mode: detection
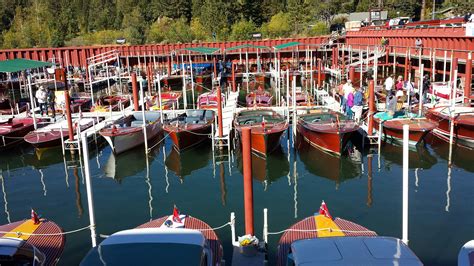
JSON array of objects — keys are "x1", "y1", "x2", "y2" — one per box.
[
  {"x1": 425, "y1": 133, "x2": 474, "y2": 173},
  {"x1": 103, "y1": 139, "x2": 161, "y2": 182},
  {"x1": 165, "y1": 145, "x2": 211, "y2": 181},
  {"x1": 237, "y1": 146, "x2": 289, "y2": 184},
  {"x1": 297, "y1": 135, "x2": 362, "y2": 187},
  {"x1": 380, "y1": 143, "x2": 437, "y2": 170}
]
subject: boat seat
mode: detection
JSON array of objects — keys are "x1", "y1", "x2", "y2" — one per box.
[{"x1": 130, "y1": 120, "x2": 144, "y2": 127}]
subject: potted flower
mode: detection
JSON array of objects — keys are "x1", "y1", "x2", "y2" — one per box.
[{"x1": 238, "y1": 234, "x2": 259, "y2": 257}]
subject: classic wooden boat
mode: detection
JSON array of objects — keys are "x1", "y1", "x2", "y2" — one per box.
[
  {"x1": 0, "y1": 210, "x2": 65, "y2": 265},
  {"x1": 163, "y1": 110, "x2": 215, "y2": 151},
  {"x1": 373, "y1": 111, "x2": 438, "y2": 145},
  {"x1": 0, "y1": 81, "x2": 27, "y2": 115},
  {"x1": 277, "y1": 202, "x2": 421, "y2": 266},
  {"x1": 90, "y1": 95, "x2": 130, "y2": 112},
  {"x1": 0, "y1": 99, "x2": 28, "y2": 115},
  {"x1": 245, "y1": 90, "x2": 273, "y2": 107},
  {"x1": 234, "y1": 109, "x2": 288, "y2": 156},
  {"x1": 297, "y1": 109, "x2": 359, "y2": 156},
  {"x1": 24, "y1": 117, "x2": 101, "y2": 149},
  {"x1": 0, "y1": 117, "x2": 45, "y2": 150},
  {"x1": 80, "y1": 207, "x2": 224, "y2": 265},
  {"x1": 100, "y1": 112, "x2": 163, "y2": 154},
  {"x1": 426, "y1": 106, "x2": 474, "y2": 148},
  {"x1": 147, "y1": 91, "x2": 182, "y2": 110},
  {"x1": 195, "y1": 73, "x2": 212, "y2": 92},
  {"x1": 197, "y1": 90, "x2": 224, "y2": 109}
]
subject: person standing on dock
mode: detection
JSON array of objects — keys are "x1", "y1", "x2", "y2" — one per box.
[
  {"x1": 352, "y1": 86, "x2": 364, "y2": 123},
  {"x1": 47, "y1": 88, "x2": 56, "y2": 118},
  {"x1": 35, "y1": 86, "x2": 47, "y2": 116},
  {"x1": 338, "y1": 79, "x2": 347, "y2": 112},
  {"x1": 384, "y1": 75, "x2": 394, "y2": 93}
]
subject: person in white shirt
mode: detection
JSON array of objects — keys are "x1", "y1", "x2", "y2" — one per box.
[
  {"x1": 384, "y1": 75, "x2": 394, "y2": 93},
  {"x1": 343, "y1": 79, "x2": 353, "y2": 99},
  {"x1": 35, "y1": 86, "x2": 47, "y2": 116}
]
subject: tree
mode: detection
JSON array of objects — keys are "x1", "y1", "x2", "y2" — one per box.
[
  {"x1": 240, "y1": 0, "x2": 264, "y2": 26},
  {"x1": 122, "y1": 7, "x2": 146, "y2": 44},
  {"x1": 442, "y1": 0, "x2": 473, "y2": 17},
  {"x1": 199, "y1": 0, "x2": 230, "y2": 40},
  {"x1": 261, "y1": 12, "x2": 292, "y2": 38},
  {"x1": 190, "y1": 18, "x2": 210, "y2": 41},
  {"x1": 307, "y1": 21, "x2": 329, "y2": 36},
  {"x1": 230, "y1": 19, "x2": 257, "y2": 40}
]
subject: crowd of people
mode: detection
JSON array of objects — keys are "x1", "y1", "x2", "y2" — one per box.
[
  {"x1": 35, "y1": 86, "x2": 56, "y2": 117},
  {"x1": 337, "y1": 79, "x2": 364, "y2": 122}
]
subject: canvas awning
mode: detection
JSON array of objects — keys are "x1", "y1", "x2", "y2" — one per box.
[
  {"x1": 273, "y1": 42, "x2": 303, "y2": 50},
  {"x1": 180, "y1": 47, "x2": 220, "y2": 54},
  {"x1": 0, "y1": 59, "x2": 52, "y2": 73},
  {"x1": 225, "y1": 44, "x2": 271, "y2": 52}
]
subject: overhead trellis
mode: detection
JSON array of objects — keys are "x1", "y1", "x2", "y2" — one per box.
[
  {"x1": 0, "y1": 58, "x2": 52, "y2": 73},
  {"x1": 273, "y1": 42, "x2": 303, "y2": 51}
]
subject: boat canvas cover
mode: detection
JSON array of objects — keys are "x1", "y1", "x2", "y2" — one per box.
[
  {"x1": 290, "y1": 236, "x2": 422, "y2": 265},
  {"x1": 80, "y1": 228, "x2": 206, "y2": 266}
]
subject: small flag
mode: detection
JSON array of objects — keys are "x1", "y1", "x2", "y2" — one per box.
[
  {"x1": 31, "y1": 209, "x2": 40, "y2": 224},
  {"x1": 261, "y1": 116, "x2": 266, "y2": 129},
  {"x1": 172, "y1": 205, "x2": 181, "y2": 223},
  {"x1": 319, "y1": 201, "x2": 333, "y2": 220}
]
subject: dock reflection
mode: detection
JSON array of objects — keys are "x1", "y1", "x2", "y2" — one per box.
[
  {"x1": 236, "y1": 147, "x2": 289, "y2": 185},
  {"x1": 426, "y1": 133, "x2": 474, "y2": 173},
  {"x1": 165, "y1": 145, "x2": 211, "y2": 181},
  {"x1": 381, "y1": 144, "x2": 437, "y2": 170}
]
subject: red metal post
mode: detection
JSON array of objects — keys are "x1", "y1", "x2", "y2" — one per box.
[
  {"x1": 368, "y1": 80, "x2": 375, "y2": 135},
  {"x1": 131, "y1": 73, "x2": 139, "y2": 111},
  {"x1": 465, "y1": 53, "x2": 472, "y2": 104},
  {"x1": 242, "y1": 127, "x2": 254, "y2": 236},
  {"x1": 57, "y1": 69, "x2": 74, "y2": 140},
  {"x1": 147, "y1": 65, "x2": 152, "y2": 92},
  {"x1": 341, "y1": 47, "x2": 345, "y2": 77},
  {"x1": 231, "y1": 61, "x2": 236, "y2": 92},
  {"x1": 213, "y1": 57, "x2": 217, "y2": 78},
  {"x1": 217, "y1": 87, "x2": 223, "y2": 138},
  {"x1": 167, "y1": 56, "x2": 172, "y2": 75},
  {"x1": 404, "y1": 53, "x2": 409, "y2": 81},
  {"x1": 317, "y1": 58, "x2": 322, "y2": 88},
  {"x1": 349, "y1": 66, "x2": 355, "y2": 84}
]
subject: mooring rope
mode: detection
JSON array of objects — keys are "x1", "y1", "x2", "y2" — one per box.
[{"x1": 147, "y1": 132, "x2": 170, "y2": 152}]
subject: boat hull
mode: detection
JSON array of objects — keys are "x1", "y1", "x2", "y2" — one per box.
[
  {"x1": 164, "y1": 123, "x2": 212, "y2": 151},
  {"x1": 236, "y1": 126, "x2": 287, "y2": 156},
  {"x1": 373, "y1": 117, "x2": 437, "y2": 145},
  {"x1": 298, "y1": 124, "x2": 352, "y2": 155},
  {"x1": 0, "y1": 118, "x2": 38, "y2": 150},
  {"x1": 101, "y1": 122, "x2": 163, "y2": 154},
  {"x1": 426, "y1": 107, "x2": 474, "y2": 147}
]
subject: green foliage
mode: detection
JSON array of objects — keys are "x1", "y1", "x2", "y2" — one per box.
[
  {"x1": 66, "y1": 30, "x2": 125, "y2": 46},
  {"x1": 307, "y1": 21, "x2": 329, "y2": 36},
  {"x1": 261, "y1": 12, "x2": 292, "y2": 38},
  {"x1": 190, "y1": 18, "x2": 210, "y2": 41},
  {"x1": 147, "y1": 17, "x2": 194, "y2": 44},
  {"x1": 122, "y1": 7, "x2": 146, "y2": 44},
  {"x1": 199, "y1": 0, "x2": 231, "y2": 40},
  {"x1": 230, "y1": 20, "x2": 257, "y2": 40},
  {"x1": 442, "y1": 0, "x2": 473, "y2": 16}
]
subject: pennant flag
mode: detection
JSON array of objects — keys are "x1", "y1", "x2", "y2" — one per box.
[
  {"x1": 319, "y1": 201, "x2": 333, "y2": 220},
  {"x1": 31, "y1": 209, "x2": 40, "y2": 224},
  {"x1": 262, "y1": 116, "x2": 266, "y2": 129},
  {"x1": 172, "y1": 205, "x2": 182, "y2": 223}
]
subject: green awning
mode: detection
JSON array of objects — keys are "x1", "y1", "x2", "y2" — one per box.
[
  {"x1": 181, "y1": 47, "x2": 220, "y2": 54},
  {"x1": 273, "y1": 42, "x2": 303, "y2": 50},
  {"x1": 225, "y1": 44, "x2": 271, "y2": 52},
  {"x1": 0, "y1": 58, "x2": 52, "y2": 73}
]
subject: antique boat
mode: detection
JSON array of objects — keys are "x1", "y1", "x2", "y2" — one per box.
[
  {"x1": 277, "y1": 202, "x2": 422, "y2": 266},
  {"x1": 373, "y1": 111, "x2": 438, "y2": 145},
  {"x1": 0, "y1": 210, "x2": 65, "y2": 265},
  {"x1": 24, "y1": 116, "x2": 101, "y2": 149},
  {"x1": 297, "y1": 108, "x2": 359, "y2": 156},
  {"x1": 147, "y1": 91, "x2": 182, "y2": 110},
  {"x1": 90, "y1": 95, "x2": 130, "y2": 112},
  {"x1": 425, "y1": 106, "x2": 474, "y2": 148},
  {"x1": 80, "y1": 207, "x2": 224, "y2": 265},
  {"x1": 164, "y1": 110, "x2": 215, "y2": 151},
  {"x1": 197, "y1": 90, "x2": 224, "y2": 109},
  {"x1": 245, "y1": 90, "x2": 272, "y2": 107},
  {"x1": 0, "y1": 81, "x2": 28, "y2": 115},
  {"x1": 0, "y1": 117, "x2": 44, "y2": 151},
  {"x1": 234, "y1": 109, "x2": 288, "y2": 156},
  {"x1": 100, "y1": 112, "x2": 163, "y2": 154}
]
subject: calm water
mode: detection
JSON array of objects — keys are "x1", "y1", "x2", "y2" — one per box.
[{"x1": 0, "y1": 130, "x2": 473, "y2": 265}]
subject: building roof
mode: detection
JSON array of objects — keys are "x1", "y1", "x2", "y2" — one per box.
[
  {"x1": 349, "y1": 11, "x2": 388, "y2": 22},
  {"x1": 0, "y1": 59, "x2": 52, "y2": 73}
]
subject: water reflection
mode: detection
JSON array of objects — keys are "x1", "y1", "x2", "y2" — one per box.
[
  {"x1": 165, "y1": 145, "x2": 211, "y2": 181},
  {"x1": 236, "y1": 147, "x2": 289, "y2": 186},
  {"x1": 426, "y1": 134, "x2": 474, "y2": 173},
  {"x1": 103, "y1": 147, "x2": 160, "y2": 182},
  {"x1": 381, "y1": 144, "x2": 437, "y2": 170}
]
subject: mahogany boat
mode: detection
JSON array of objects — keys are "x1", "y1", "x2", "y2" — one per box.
[
  {"x1": 163, "y1": 109, "x2": 215, "y2": 151},
  {"x1": 24, "y1": 117, "x2": 101, "y2": 149},
  {"x1": 90, "y1": 95, "x2": 130, "y2": 112},
  {"x1": 147, "y1": 91, "x2": 182, "y2": 110},
  {"x1": 245, "y1": 90, "x2": 272, "y2": 107},
  {"x1": 0, "y1": 81, "x2": 27, "y2": 115},
  {"x1": 234, "y1": 109, "x2": 288, "y2": 156},
  {"x1": 0, "y1": 99, "x2": 28, "y2": 115},
  {"x1": 277, "y1": 202, "x2": 421, "y2": 266},
  {"x1": 373, "y1": 111, "x2": 438, "y2": 145},
  {"x1": 80, "y1": 207, "x2": 224, "y2": 265},
  {"x1": 426, "y1": 106, "x2": 474, "y2": 148},
  {"x1": 297, "y1": 109, "x2": 359, "y2": 156},
  {"x1": 0, "y1": 210, "x2": 65, "y2": 265},
  {"x1": 195, "y1": 73, "x2": 212, "y2": 92},
  {"x1": 0, "y1": 117, "x2": 44, "y2": 150},
  {"x1": 100, "y1": 112, "x2": 163, "y2": 154},
  {"x1": 197, "y1": 90, "x2": 224, "y2": 109}
]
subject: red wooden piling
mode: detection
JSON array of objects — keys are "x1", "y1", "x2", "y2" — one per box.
[
  {"x1": 404, "y1": 53, "x2": 409, "y2": 81},
  {"x1": 217, "y1": 87, "x2": 223, "y2": 138},
  {"x1": 242, "y1": 127, "x2": 254, "y2": 236},
  {"x1": 167, "y1": 56, "x2": 172, "y2": 75},
  {"x1": 349, "y1": 66, "x2": 355, "y2": 85},
  {"x1": 147, "y1": 65, "x2": 152, "y2": 92},
  {"x1": 317, "y1": 59, "x2": 322, "y2": 88},
  {"x1": 368, "y1": 80, "x2": 375, "y2": 135},
  {"x1": 213, "y1": 57, "x2": 217, "y2": 78},
  {"x1": 131, "y1": 73, "x2": 139, "y2": 111},
  {"x1": 56, "y1": 69, "x2": 74, "y2": 140},
  {"x1": 465, "y1": 53, "x2": 472, "y2": 104},
  {"x1": 231, "y1": 61, "x2": 236, "y2": 92}
]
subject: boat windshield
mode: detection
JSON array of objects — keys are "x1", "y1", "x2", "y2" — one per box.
[
  {"x1": 0, "y1": 239, "x2": 45, "y2": 266},
  {"x1": 80, "y1": 243, "x2": 205, "y2": 266}
]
